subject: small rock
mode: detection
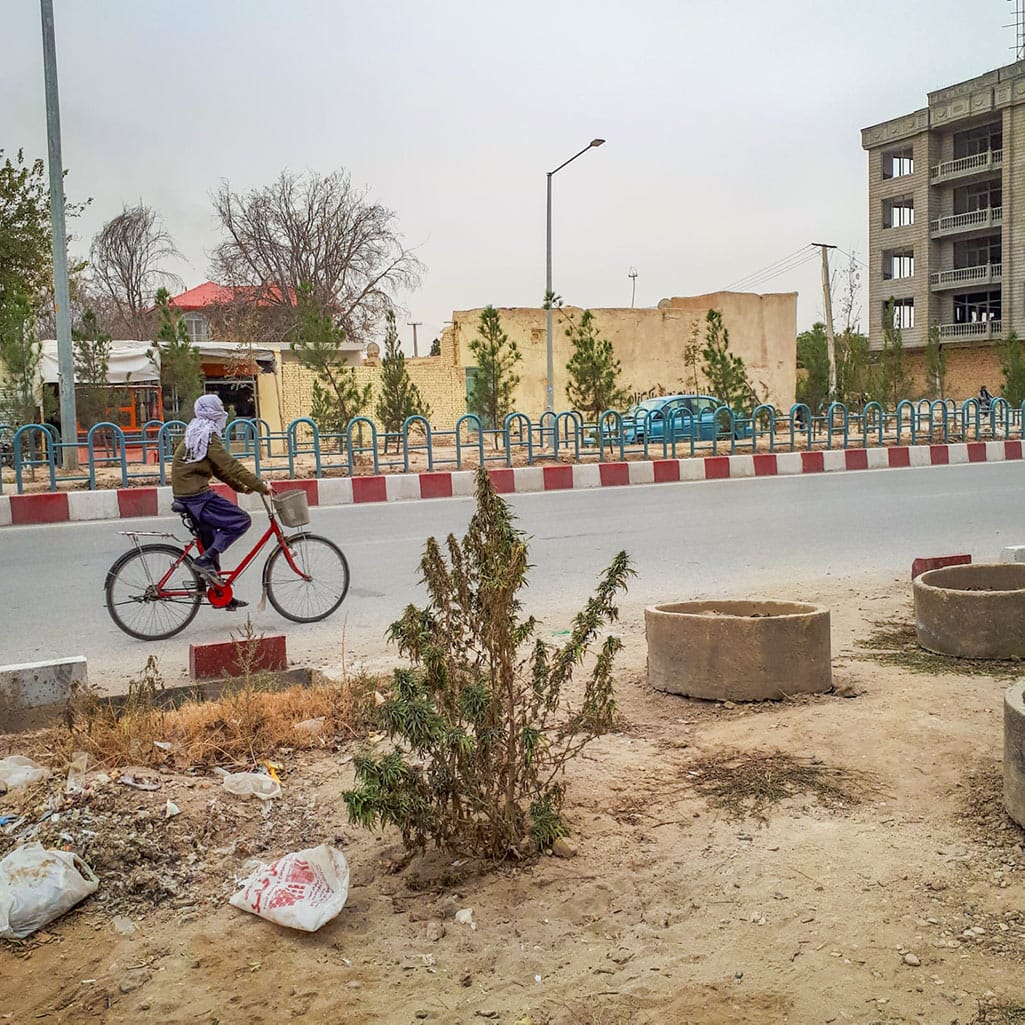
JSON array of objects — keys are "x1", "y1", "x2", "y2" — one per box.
[
  {"x1": 903, "y1": 953, "x2": 921, "y2": 966},
  {"x1": 552, "y1": 837, "x2": 577, "y2": 859},
  {"x1": 118, "y1": 972, "x2": 150, "y2": 994},
  {"x1": 722, "y1": 701, "x2": 737, "y2": 709},
  {"x1": 111, "y1": 916, "x2": 136, "y2": 937},
  {"x1": 426, "y1": 921, "x2": 446, "y2": 942},
  {"x1": 415, "y1": 1013, "x2": 428, "y2": 1021},
  {"x1": 455, "y1": 908, "x2": 476, "y2": 930}
]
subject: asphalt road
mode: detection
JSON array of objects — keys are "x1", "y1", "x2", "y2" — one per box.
[{"x1": 1, "y1": 461, "x2": 1022, "y2": 692}]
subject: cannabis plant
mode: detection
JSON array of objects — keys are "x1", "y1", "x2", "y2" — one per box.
[{"x1": 344, "y1": 467, "x2": 632, "y2": 859}]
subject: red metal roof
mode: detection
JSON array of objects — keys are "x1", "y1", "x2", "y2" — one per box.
[{"x1": 168, "y1": 281, "x2": 295, "y2": 310}]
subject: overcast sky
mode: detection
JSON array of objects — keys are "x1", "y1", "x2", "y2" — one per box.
[{"x1": 1, "y1": 0, "x2": 1017, "y2": 352}]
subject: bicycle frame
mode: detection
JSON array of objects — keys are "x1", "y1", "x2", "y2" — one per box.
[{"x1": 119, "y1": 494, "x2": 311, "y2": 601}]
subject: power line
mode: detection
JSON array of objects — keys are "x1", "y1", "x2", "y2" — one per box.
[
  {"x1": 723, "y1": 244, "x2": 816, "y2": 291},
  {"x1": 834, "y1": 246, "x2": 868, "y2": 270}
]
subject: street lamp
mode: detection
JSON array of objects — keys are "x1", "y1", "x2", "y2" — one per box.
[{"x1": 545, "y1": 138, "x2": 605, "y2": 412}]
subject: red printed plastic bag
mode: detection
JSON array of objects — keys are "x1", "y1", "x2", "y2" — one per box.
[{"x1": 229, "y1": 844, "x2": 349, "y2": 932}]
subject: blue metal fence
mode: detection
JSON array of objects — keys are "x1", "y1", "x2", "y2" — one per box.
[{"x1": 2, "y1": 398, "x2": 1022, "y2": 495}]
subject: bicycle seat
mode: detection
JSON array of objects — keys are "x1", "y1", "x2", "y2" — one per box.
[{"x1": 171, "y1": 499, "x2": 187, "y2": 514}]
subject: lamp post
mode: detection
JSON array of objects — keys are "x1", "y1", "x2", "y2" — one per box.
[{"x1": 545, "y1": 138, "x2": 605, "y2": 412}]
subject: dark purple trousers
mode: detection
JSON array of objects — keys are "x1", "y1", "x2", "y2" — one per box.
[{"x1": 177, "y1": 491, "x2": 252, "y2": 564}]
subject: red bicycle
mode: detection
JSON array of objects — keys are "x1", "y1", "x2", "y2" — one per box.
[{"x1": 104, "y1": 490, "x2": 350, "y2": 641}]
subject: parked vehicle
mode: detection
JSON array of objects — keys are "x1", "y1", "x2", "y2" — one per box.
[{"x1": 612, "y1": 394, "x2": 752, "y2": 443}]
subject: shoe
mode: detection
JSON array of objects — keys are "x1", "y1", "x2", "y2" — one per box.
[
  {"x1": 221, "y1": 598, "x2": 249, "y2": 612},
  {"x1": 191, "y1": 554, "x2": 221, "y2": 586}
]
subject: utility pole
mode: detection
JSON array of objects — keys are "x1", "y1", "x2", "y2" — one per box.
[
  {"x1": 407, "y1": 321, "x2": 422, "y2": 357},
  {"x1": 814, "y1": 243, "x2": 838, "y2": 398},
  {"x1": 40, "y1": 0, "x2": 78, "y2": 470},
  {"x1": 628, "y1": 267, "x2": 638, "y2": 308}
]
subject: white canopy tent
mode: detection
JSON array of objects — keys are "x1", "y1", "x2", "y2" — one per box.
[{"x1": 39, "y1": 340, "x2": 159, "y2": 385}]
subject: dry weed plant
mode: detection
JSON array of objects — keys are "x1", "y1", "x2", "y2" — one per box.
[
  {"x1": 56, "y1": 644, "x2": 378, "y2": 770},
  {"x1": 968, "y1": 1002, "x2": 1025, "y2": 1024},
  {"x1": 687, "y1": 749, "x2": 873, "y2": 822}
]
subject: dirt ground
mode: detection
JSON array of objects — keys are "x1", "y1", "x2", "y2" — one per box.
[{"x1": 2, "y1": 572, "x2": 1024, "y2": 1025}]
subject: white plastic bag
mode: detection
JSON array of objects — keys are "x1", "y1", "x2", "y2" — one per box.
[
  {"x1": 0, "y1": 756, "x2": 50, "y2": 792},
  {"x1": 0, "y1": 842, "x2": 99, "y2": 939},
  {"x1": 229, "y1": 844, "x2": 349, "y2": 932},
  {"x1": 65, "y1": 752, "x2": 88, "y2": 794},
  {"x1": 219, "y1": 771, "x2": 281, "y2": 801}
]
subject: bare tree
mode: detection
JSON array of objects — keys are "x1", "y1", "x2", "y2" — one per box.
[
  {"x1": 89, "y1": 204, "x2": 182, "y2": 338},
  {"x1": 211, "y1": 169, "x2": 423, "y2": 345}
]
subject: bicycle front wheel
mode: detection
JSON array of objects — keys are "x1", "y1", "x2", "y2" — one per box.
[
  {"x1": 263, "y1": 533, "x2": 350, "y2": 623},
  {"x1": 105, "y1": 543, "x2": 202, "y2": 641}
]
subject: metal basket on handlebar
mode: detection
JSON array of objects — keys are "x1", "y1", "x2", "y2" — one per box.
[{"x1": 272, "y1": 489, "x2": 310, "y2": 527}]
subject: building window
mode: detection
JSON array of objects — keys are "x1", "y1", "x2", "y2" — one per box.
[
  {"x1": 882, "y1": 195, "x2": 914, "y2": 228},
  {"x1": 885, "y1": 298, "x2": 914, "y2": 330},
  {"x1": 183, "y1": 313, "x2": 209, "y2": 346},
  {"x1": 953, "y1": 122, "x2": 1002, "y2": 159},
  {"x1": 953, "y1": 290, "x2": 1001, "y2": 324},
  {"x1": 954, "y1": 234, "x2": 1001, "y2": 269},
  {"x1": 882, "y1": 147, "x2": 914, "y2": 179},
  {"x1": 954, "y1": 179, "x2": 1001, "y2": 215},
  {"x1": 882, "y1": 248, "x2": 914, "y2": 280}
]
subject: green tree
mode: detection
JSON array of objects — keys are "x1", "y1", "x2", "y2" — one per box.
[
  {"x1": 876, "y1": 300, "x2": 914, "y2": 408},
  {"x1": 924, "y1": 326, "x2": 947, "y2": 401},
  {"x1": 795, "y1": 322, "x2": 830, "y2": 413},
  {"x1": 998, "y1": 332, "x2": 1025, "y2": 407},
  {"x1": 149, "y1": 288, "x2": 202, "y2": 420},
  {"x1": 376, "y1": 309, "x2": 431, "y2": 450},
  {"x1": 563, "y1": 309, "x2": 627, "y2": 419},
  {"x1": 701, "y1": 309, "x2": 757, "y2": 412},
  {"x1": 682, "y1": 318, "x2": 702, "y2": 394},
  {"x1": 0, "y1": 287, "x2": 44, "y2": 430},
  {"x1": 834, "y1": 329, "x2": 872, "y2": 406},
  {"x1": 429, "y1": 337, "x2": 441, "y2": 357},
  {"x1": 290, "y1": 291, "x2": 371, "y2": 443},
  {"x1": 344, "y1": 467, "x2": 632, "y2": 859},
  {"x1": 73, "y1": 309, "x2": 125, "y2": 431},
  {"x1": 467, "y1": 305, "x2": 521, "y2": 430},
  {"x1": 0, "y1": 150, "x2": 50, "y2": 306}
]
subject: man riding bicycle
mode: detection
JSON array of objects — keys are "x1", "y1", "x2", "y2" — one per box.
[{"x1": 171, "y1": 394, "x2": 272, "y2": 607}]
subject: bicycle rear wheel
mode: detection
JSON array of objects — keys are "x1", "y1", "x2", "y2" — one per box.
[
  {"x1": 263, "y1": 533, "x2": 350, "y2": 623},
  {"x1": 105, "y1": 543, "x2": 202, "y2": 641}
]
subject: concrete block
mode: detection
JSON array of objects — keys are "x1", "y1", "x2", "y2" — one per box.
[
  {"x1": 0, "y1": 657, "x2": 87, "y2": 711},
  {"x1": 911, "y1": 553, "x2": 971, "y2": 579},
  {"x1": 678, "y1": 458, "x2": 705, "y2": 481},
  {"x1": 628, "y1": 460, "x2": 655, "y2": 485},
  {"x1": 450, "y1": 471, "x2": 476, "y2": 498},
  {"x1": 908, "y1": 445, "x2": 932, "y2": 468},
  {"x1": 775, "y1": 452, "x2": 803, "y2": 475},
  {"x1": 0, "y1": 496, "x2": 10, "y2": 527},
  {"x1": 571, "y1": 463, "x2": 602, "y2": 489},
  {"x1": 947, "y1": 443, "x2": 969, "y2": 465},
  {"x1": 986, "y1": 441, "x2": 1006, "y2": 462},
  {"x1": 68, "y1": 490, "x2": 120, "y2": 521},
  {"x1": 189, "y1": 635, "x2": 287, "y2": 681},
  {"x1": 237, "y1": 490, "x2": 265, "y2": 513},
  {"x1": 385, "y1": 473, "x2": 421, "y2": 502},
  {"x1": 866, "y1": 447, "x2": 889, "y2": 469},
  {"x1": 1001, "y1": 546, "x2": 1025, "y2": 563},
  {"x1": 822, "y1": 449, "x2": 846, "y2": 472},
  {"x1": 317, "y1": 477, "x2": 354, "y2": 506},
  {"x1": 728, "y1": 455, "x2": 755, "y2": 478},
  {"x1": 513, "y1": 467, "x2": 544, "y2": 493},
  {"x1": 157, "y1": 486, "x2": 175, "y2": 515}
]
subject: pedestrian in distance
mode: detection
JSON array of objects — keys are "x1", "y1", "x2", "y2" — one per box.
[
  {"x1": 978, "y1": 385, "x2": 992, "y2": 435},
  {"x1": 171, "y1": 394, "x2": 272, "y2": 605}
]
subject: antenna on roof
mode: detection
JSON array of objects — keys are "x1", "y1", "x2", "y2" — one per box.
[{"x1": 1008, "y1": 0, "x2": 1025, "y2": 60}]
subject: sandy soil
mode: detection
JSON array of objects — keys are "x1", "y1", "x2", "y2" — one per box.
[{"x1": 1, "y1": 573, "x2": 1023, "y2": 1025}]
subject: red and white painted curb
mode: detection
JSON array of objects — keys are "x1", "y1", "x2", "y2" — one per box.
[{"x1": 1, "y1": 440, "x2": 1021, "y2": 529}]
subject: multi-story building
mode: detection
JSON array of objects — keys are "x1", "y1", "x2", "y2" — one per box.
[{"x1": 861, "y1": 61, "x2": 1024, "y2": 355}]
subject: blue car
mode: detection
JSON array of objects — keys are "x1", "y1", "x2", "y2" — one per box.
[{"x1": 615, "y1": 394, "x2": 751, "y2": 443}]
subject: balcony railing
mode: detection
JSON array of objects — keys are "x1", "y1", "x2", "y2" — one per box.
[
  {"x1": 930, "y1": 149, "x2": 1003, "y2": 184},
  {"x1": 930, "y1": 207, "x2": 1002, "y2": 238},
  {"x1": 937, "y1": 320, "x2": 1002, "y2": 341},
  {"x1": 930, "y1": 263, "x2": 1002, "y2": 290}
]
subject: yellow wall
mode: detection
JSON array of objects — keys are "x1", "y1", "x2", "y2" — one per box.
[
  {"x1": 441, "y1": 291, "x2": 797, "y2": 417},
  {"x1": 905, "y1": 346, "x2": 1004, "y2": 401}
]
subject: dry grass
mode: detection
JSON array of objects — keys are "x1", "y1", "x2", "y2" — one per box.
[
  {"x1": 686, "y1": 749, "x2": 873, "y2": 823},
  {"x1": 968, "y1": 1003, "x2": 1025, "y2": 1024},
  {"x1": 856, "y1": 620, "x2": 1022, "y2": 679},
  {"x1": 47, "y1": 658, "x2": 380, "y2": 770}
]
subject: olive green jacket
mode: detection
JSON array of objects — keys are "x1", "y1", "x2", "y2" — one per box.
[{"x1": 171, "y1": 435, "x2": 263, "y2": 497}]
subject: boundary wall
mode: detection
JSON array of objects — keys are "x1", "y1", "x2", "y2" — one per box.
[{"x1": 2, "y1": 441, "x2": 1020, "y2": 529}]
